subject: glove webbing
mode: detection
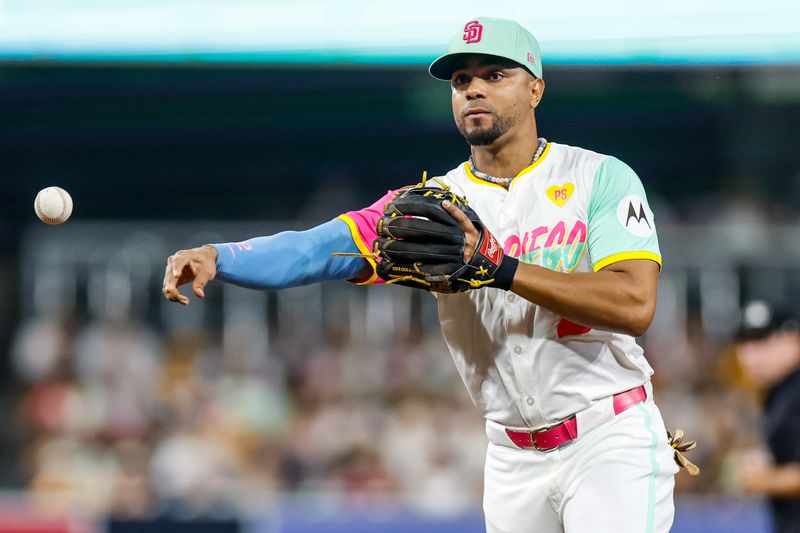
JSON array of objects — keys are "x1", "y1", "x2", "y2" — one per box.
[{"x1": 668, "y1": 428, "x2": 700, "y2": 476}]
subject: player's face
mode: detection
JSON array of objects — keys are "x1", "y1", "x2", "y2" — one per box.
[{"x1": 450, "y1": 56, "x2": 543, "y2": 146}]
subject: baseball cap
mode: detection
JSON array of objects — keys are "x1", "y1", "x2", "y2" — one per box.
[
  {"x1": 429, "y1": 17, "x2": 543, "y2": 81},
  {"x1": 736, "y1": 300, "x2": 800, "y2": 341}
]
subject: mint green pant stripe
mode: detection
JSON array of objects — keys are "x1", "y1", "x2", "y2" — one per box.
[{"x1": 637, "y1": 403, "x2": 660, "y2": 533}]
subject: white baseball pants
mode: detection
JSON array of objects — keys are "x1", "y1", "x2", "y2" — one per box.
[{"x1": 482, "y1": 396, "x2": 679, "y2": 533}]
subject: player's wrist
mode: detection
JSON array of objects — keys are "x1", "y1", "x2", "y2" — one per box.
[
  {"x1": 491, "y1": 255, "x2": 519, "y2": 291},
  {"x1": 202, "y1": 244, "x2": 220, "y2": 268},
  {"x1": 471, "y1": 225, "x2": 517, "y2": 291}
]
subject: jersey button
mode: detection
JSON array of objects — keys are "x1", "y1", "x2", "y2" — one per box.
[
  {"x1": 513, "y1": 346, "x2": 523, "y2": 354},
  {"x1": 526, "y1": 397, "x2": 534, "y2": 406},
  {"x1": 507, "y1": 293, "x2": 516, "y2": 303}
]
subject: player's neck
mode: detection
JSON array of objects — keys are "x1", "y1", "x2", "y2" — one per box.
[{"x1": 470, "y1": 128, "x2": 539, "y2": 183}]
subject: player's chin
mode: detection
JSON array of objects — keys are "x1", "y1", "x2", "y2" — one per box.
[
  {"x1": 465, "y1": 114, "x2": 494, "y2": 127},
  {"x1": 462, "y1": 127, "x2": 502, "y2": 146}
]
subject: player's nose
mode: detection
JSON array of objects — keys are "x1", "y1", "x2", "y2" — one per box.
[{"x1": 464, "y1": 78, "x2": 488, "y2": 100}]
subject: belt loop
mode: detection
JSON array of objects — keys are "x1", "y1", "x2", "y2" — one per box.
[{"x1": 564, "y1": 418, "x2": 577, "y2": 439}]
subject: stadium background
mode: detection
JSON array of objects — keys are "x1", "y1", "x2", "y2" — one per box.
[{"x1": 1, "y1": 2, "x2": 799, "y2": 532}]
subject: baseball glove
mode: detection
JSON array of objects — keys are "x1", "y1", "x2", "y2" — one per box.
[
  {"x1": 372, "y1": 177, "x2": 519, "y2": 293},
  {"x1": 668, "y1": 429, "x2": 700, "y2": 476}
]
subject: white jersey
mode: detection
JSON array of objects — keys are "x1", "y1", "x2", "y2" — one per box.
[{"x1": 341, "y1": 141, "x2": 662, "y2": 428}]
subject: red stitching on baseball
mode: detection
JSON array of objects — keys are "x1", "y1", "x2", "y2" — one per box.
[
  {"x1": 55, "y1": 188, "x2": 68, "y2": 220},
  {"x1": 36, "y1": 188, "x2": 68, "y2": 223}
]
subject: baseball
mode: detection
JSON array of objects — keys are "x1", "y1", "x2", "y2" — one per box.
[{"x1": 34, "y1": 187, "x2": 73, "y2": 225}]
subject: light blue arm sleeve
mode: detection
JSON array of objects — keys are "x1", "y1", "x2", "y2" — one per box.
[{"x1": 209, "y1": 218, "x2": 366, "y2": 289}]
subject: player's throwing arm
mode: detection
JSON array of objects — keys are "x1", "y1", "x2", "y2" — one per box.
[{"x1": 162, "y1": 219, "x2": 376, "y2": 305}]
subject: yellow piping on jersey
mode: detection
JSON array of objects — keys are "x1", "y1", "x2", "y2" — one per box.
[
  {"x1": 336, "y1": 214, "x2": 379, "y2": 285},
  {"x1": 464, "y1": 164, "x2": 507, "y2": 189},
  {"x1": 463, "y1": 142, "x2": 552, "y2": 189},
  {"x1": 593, "y1": 251, "x2": 662, "y2": 272},
  {"x1": 510, "y1": 142, "x2": 552, "y2": 187}
]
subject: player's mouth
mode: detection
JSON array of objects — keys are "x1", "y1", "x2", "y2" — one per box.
[{"x1": 464, "y1": 107, "x2": 491, "y2": 119}]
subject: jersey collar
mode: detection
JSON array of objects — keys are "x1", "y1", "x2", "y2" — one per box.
[{"x1": 463, "y1": 142, "x2": 552, "y2": 190}]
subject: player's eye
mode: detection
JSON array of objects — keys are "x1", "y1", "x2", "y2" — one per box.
[
  {"x1": 489, "y1": 71, "x2": 505, "y2": 81},
  {"x1": 452, "y1": 73, "x2": 470, "y2": 85}
]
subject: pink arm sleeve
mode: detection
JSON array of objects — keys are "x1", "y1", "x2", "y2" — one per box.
[{"x1": 336, "y1": 189, "x2": 398, "y2": 285}]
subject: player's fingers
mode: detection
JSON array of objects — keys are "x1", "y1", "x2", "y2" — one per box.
[
  {"x1": 442, "y1": 202, "x2": 480, "y2": 261},
  {"x1": 442, "y1": 200, "x2": 473, "y2": 230},
  {"x1": 163, "y1": 256, "x2": 184, "y2": 291},
  {"x1": 191, "y1": 267, "x2": 215, "y2": 299},
  {"x1": 162, "y1": 277, "x2": 189, "y2": 305},
  {"x1": 175, "y1": 259, "x2": 198, "y2": 287},
  {"x1": 162, "y1": 254, "x2": 190, "y2": 305},
  {"x1": 164, "y1": 286, "x2": 190, "y2": 305},
  {"x1": 163, "y1": 258, "x2": 175, "y2": 290},
  {"x1": 442, "y1": 201, "x2": 479, "y2": 239},
  {"x1": 172, "y1": 251, "x2": 204, "y2": 287},
  {"x1": 169, "y1": 253, "x2": 189, "y2": 280}
]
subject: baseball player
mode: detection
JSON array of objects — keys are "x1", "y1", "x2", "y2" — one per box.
[{"x1": 163, "y1": 17, "x2": 690, "y2": 533}]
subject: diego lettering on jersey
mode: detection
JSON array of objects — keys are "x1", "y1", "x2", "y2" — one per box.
[
  {"x1": 503, "y1": 220, "x2": 587, "y2": 272},
  {"x1": 616, "y1": 195, "x2": 654, "y2": 238}
]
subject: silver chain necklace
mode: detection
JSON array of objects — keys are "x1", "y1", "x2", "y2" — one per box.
[{"x1": 468, "y1": 137, "x2": 547, "y2": 185}]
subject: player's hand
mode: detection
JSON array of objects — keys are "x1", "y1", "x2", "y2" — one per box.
[
  {"x1": 442, "y1": 200, "x2": 479, "y2": 261},
  {"x1": 162, "y1": 245, "x2": 218, "y2": 305}
]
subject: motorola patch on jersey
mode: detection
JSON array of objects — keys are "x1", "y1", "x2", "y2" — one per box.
[{"x1": 616, "y1": 195, "x2": 654, "y2": 237}]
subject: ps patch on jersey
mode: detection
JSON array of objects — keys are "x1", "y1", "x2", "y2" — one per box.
[
  {"x1": 546, "y1": 183, "x2": 574, "y2": 207},
  {"x1": 616, "y1": 195, "x2": 654, "y2": 237}
]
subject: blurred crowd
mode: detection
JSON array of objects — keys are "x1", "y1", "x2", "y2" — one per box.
[
  {"x1": 9, "y1": 310, "x2": 487, "y2": 519},
  {"x1": 6, "y1": 298, "x2": 779, "y2": 520}
]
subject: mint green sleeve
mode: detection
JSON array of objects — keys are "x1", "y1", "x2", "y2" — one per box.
[{"x1": 586, "y1": 157, "x2": 661, "y2": 272}]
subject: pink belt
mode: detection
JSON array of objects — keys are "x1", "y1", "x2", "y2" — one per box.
[{"x1": 505, "y1": 385, "x2": 647, "y2": 452}]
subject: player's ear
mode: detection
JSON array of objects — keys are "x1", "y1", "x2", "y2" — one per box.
[{"x1": 529, "y1": 77, "x2": 545, "y2": 109}]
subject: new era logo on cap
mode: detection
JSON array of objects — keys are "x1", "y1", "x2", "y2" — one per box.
[
  {"x1": 527, "y1": 52, "x2": 536, "y2": 63},
  {"x1": 463, "y1": 20, "x2": 483, "y2": 44}
]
